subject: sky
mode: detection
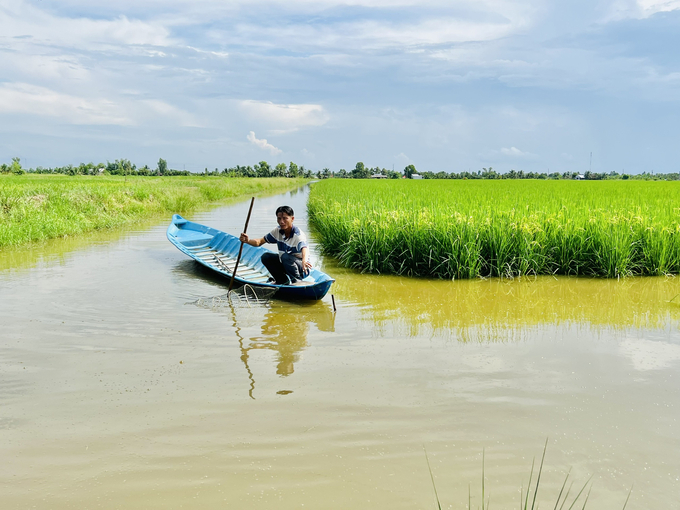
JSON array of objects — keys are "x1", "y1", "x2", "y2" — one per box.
[{"x1": 1, "y1": 0, "x2": 679, "y2": 174}]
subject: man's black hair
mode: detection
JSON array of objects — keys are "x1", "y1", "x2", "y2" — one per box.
[{"x1": 276, "y1": 205, "x2": 294, "y2": 217}]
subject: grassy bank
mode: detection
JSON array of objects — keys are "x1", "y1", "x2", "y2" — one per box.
[
  {"x1": 308, "y1": 179, "x2": 680, "y2": 278},
  {"x1": 0, "y1": 175, "x2": 307, "y2": 247}
]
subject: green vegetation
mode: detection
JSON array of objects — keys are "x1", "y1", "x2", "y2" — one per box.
[
  {"x1": 308, "y1": 179, "x2": 680, "y2": 278},
  {"x1": 11, "y1": 157, "x2": 316, "y2": 178},
  {"x1": 0, "y1": 175, "x2": 306, "y2": 247},
  {"x1": 0, "y1": 157, "x2": 25, "y2": 175},
  {"x1": 7, "y1": 156, "x2": 678, "y2": 180}
]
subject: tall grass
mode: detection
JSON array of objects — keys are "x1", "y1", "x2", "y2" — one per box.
[
  {"x1": 0, "y1": 175, "x2": 306, "y2": 247},
  {"x1": 308, "y1": 180, "x2": 680, "y2": 278}
]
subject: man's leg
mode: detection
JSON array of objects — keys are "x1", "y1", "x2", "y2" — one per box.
[
  {"x1": 280, "y1": 253, "x2": 305, "y2": 283},
  {"x1": 261, "y1": 252, "x2": 288, "y2": 284}
]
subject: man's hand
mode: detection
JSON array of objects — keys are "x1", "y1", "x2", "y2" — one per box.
[
  {"x1": 302, "y1": 258, "x2": 312, "y2": 277},
  {"x1": 239, "y1": 233, "x2": 249, "y2": 244},
  {"x1": 301, "y1": 246, "x2": 312, "y2": 275}
]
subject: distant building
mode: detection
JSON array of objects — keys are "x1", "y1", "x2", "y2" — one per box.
[
  {"x1": 411, "y1": 174, "x2": 423, "y2": 179},
  {"x1": 371, "y1": 174, "x2": 387, "y2": 179},
  {"x1": 576, "y1": 174, "x2": 585, "y2": 180}
]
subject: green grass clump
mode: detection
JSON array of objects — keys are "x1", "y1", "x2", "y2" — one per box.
[
  {"x1": 0, "y1": 175, "x2": 306, "y2": 247},
  {"x1": 308, "y1": 179, "x2": 680, "y2": 278}
]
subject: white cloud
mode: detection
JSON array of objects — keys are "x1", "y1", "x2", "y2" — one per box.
[
  {"x1": 608, "y1": 0, "x2": 680, "y2": 19},
  {"x1": 0, "y1": 2, "x2": 172, "y2": 50},
  {"x1": 238, "y1": 100, "x2": 329, "y2": 132},
  {"x1": 0, "y1": 52, "x2": 91, "y2": 83},
  {"x1": 140, "y1": 100, "x2": 202, "y2": 127},
  {"x1": 0, "y1": 83, "x2": 130, "y2": 125},
  {"x1": 0, "y1": 83, "x2": 200, "y2": 127},
  {"x1": 636, "y1": 0, "x2": 680, "y2": 15},
  {"x1": 395, "y1": 152, "x2": 413, "y2": 166},
  {"x1": 500, "y1": 146, "x2": 536, "y2": 157},
  {"x1": 247, "y1": 131, "x2": 282, "y2": 155},
  {"x1": 222, "y1": 10, "x2": 533, "y2": 55}
]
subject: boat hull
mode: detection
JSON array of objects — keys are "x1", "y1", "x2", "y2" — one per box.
[{"x1": 167, "y1": 214, "x2": 335, "y2": 300}]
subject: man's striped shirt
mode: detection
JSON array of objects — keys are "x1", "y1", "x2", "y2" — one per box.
[{"x1": 264, "y1": 226, "x2": 308, "y2": 259}]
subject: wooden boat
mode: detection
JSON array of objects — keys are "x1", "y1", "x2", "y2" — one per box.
[{"x1": 167, "y1": 214, "x2": 335, "y2": 300}]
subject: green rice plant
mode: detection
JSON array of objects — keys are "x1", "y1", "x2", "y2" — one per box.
[
  {"x1": 308, "y1": 180, "x2": 680, "y2": 279},
  {"x1": 0, "y1": 175, "x2": 306, "y2": 247}
]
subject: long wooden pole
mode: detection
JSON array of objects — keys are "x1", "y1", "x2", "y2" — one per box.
[{"x1": 228, "y1": 197, "x2": 255, "y2": 293}]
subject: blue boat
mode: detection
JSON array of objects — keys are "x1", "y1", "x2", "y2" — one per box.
[{"x1": 167, "y1": 214, "x2": 335, "y2": 300}]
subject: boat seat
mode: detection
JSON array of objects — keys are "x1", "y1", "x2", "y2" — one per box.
[{"x1": 180, "y1": 233, "x2": 215, "y2": 247}]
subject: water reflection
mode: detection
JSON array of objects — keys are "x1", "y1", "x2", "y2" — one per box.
[
  {"x1": 195, "y1": 296, "x2": 335, "y2": 398},
  {"x1": 331, "y1": 268, "x2": 680, "y2": 339},
  {"x1": 0, "y1": 223, "x2": 150, "y2": 274}
]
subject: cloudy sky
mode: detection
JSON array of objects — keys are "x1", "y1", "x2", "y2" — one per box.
[{"x1": 1, "y1": 0, "x2": 679, "y2": 173}]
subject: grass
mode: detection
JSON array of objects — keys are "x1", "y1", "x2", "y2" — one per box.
[
  {"x1": 425, "y1": 440, "x2": 633, "y2": 509},
  {"x1": 0, "y1": 174, "x2": 307, "y2": 247},
  {"x1": 308, "y1": 179, "x2": 680, "y2": 279}
]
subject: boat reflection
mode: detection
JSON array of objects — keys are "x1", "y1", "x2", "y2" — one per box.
[{"x1": 224, "y1": 299, "x2": 335, "y2": 398}]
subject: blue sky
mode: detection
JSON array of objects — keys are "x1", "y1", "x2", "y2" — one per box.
[{"x1": 1, "y1": 0, "x2": 679, "y2": 174}]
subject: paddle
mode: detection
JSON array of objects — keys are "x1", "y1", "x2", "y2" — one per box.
[{"x1": 228, "y1": 197, "x2": 255, "y2": 293}]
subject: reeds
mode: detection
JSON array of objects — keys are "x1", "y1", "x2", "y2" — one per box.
[
  {"x1": 425, "y1": 440, "x2": 633, "y2": 509},
  {"x1": 308, "y1": 180, "x2": 680, "y2": 278},
  {"x1": 0, "y1": 175, "x2": 306, "y2": 247}
]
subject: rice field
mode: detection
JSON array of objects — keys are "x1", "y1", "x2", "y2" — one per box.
[
  {"x1": 308, "y1": 179, "x2": 680, "y2": 278},
  {"x1": 0, "y1": 175, "x2": 306, "y2": 247}
]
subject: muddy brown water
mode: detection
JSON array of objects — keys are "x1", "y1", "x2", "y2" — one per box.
[{"x1": 1, "y1": 185, "x2": 679, "y2": 508}]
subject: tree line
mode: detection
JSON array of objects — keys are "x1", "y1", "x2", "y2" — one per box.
[{"x1": 3, "y1": 157, "x2": 679, "y2": 181}]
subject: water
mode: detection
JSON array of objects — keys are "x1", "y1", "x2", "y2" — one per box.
[{"x1": 1, "y1": 185, "x2": 679, "y2": 508}]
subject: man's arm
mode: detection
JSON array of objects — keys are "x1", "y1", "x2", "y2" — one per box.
[
  {"x1": 301, "y1": 246, "x2": 312, "y2": 271},
  {"x1": 239, "y1": 233, "x2": 266, "y2": 247}
]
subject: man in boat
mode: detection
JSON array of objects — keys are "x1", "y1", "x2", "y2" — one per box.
[{"x1": 239, "y1": 206, "x2": 313, "y2": 285}]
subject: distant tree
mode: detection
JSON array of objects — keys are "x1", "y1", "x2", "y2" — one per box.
[
  {"x1": 321, "y1": 167, "x2": 331, "y2": 179},
  {"x1": 113, "y1": 159, "x2": 135, "y2": 177},
  {"x1": 351, "y1": 162, "x2": 370, "y2": 179},
  {"x1": 336, "y1": 168, "x2": 347, "y2": 178},
  {"x1": 481, "y1": 167, "x2": 499, "y2": 179},
  {"x1": 288, "y1": 162, "x2": 299, "y2": 178},
  {"x1": 157, "y1": 158, "x2": 168, "y2": 176},
  {"x1": 10, "y1": 157, "x2": 24, "y2": 175},
  {"x1": 273, "y1": 163, "x2": 287, "y2": 177},
  {"x1": 403, "y1": 164, "x2": 416, "y2": 179},
  {"x1": 255, "y1": 161, "x2": 271, "y2": 178}
]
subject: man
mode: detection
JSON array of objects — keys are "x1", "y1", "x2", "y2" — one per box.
[{"x1": 239, "y1": 206, "x2": 312, "y2": 285}]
